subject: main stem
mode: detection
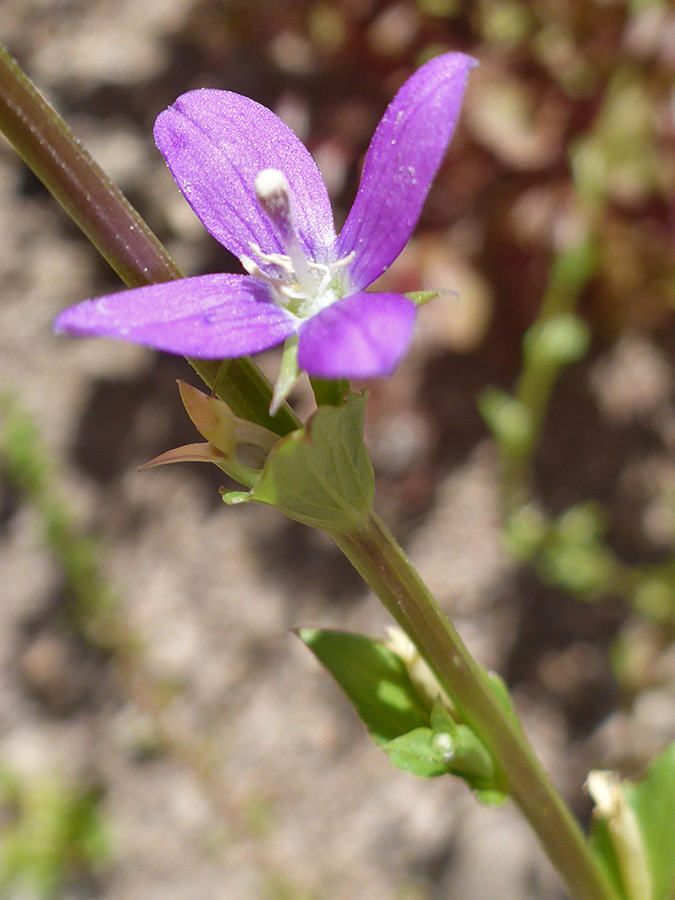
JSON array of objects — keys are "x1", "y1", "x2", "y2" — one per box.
[
  {"x1": 0, "y1": 45, "x2": 618, "y2": 900},
  {"x1": 335, "y1": 514, "x2": 620, "y2": 900}
]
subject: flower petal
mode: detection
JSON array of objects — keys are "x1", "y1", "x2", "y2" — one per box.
[
  {"x1": 154, "y1": 90, "x2": 337, "y2": 265},
  {"x1": 297, "y1": 292, "x2": 416, "y2": 379},
  {"x1": 54, "y1": 274, "x2": 296, "y2": 358},
  {"x1": 338, "y1": 53, "x2": 476, "y2": 291}
]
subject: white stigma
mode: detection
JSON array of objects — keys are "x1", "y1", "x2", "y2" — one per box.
[
  {"x1": 254, "y1": 168, "x2": 316, "y2": 297},
  {"x1": 254, "y1": 169, "x2": 293, "y2": 229}
]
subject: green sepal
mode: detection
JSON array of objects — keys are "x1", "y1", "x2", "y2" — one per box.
[
  {"x1": 297, "y1": 628, "x2": 430, "y2": 744},
  {"x1": 223, "y1": 393, "x2": 374, "y2": 532},
  {"x1": 406, "y1": 290, "x2": 445, "y2": 307},
  {"x1": 270, "y1": 334, "x2": 300, "y2": 416},
  {"x1": 589, "y1": 743, "x2": 675, "y2": 900},
  {"x1": 382, "y1": 728, "x2": 450, "y2": 777}
]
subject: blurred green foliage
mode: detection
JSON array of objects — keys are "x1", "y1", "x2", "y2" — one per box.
[
  {"x1": 0, "y1": 766, "x2": 109, "y2": 898},
  {"x1": 0, "y1": 395, "x2": 119, "y2": 647}
]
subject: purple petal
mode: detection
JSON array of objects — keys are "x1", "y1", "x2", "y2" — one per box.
[
  {"x1": 154, "y1": 91, "x2": 337, "y2": 265},
  {"x1": 338, "y1": 53, "x2": 477, "y2": 291},
  {"x1": 297, "y1": 293, "x2": 416, "y2": 379},
  {"x1": 54, "y1": 274, "x2": 296, "y2": 358}
]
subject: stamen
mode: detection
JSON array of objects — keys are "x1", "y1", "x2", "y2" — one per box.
[
  {"x1": 254, "y1": 169, "x2": 317, "y2": 298},
  {"x1": 328, "y1": 251, "x2": 356, "y2": 270},
  {"x1": 247, "y1": 244, "x2": 295, "y2": 274}
]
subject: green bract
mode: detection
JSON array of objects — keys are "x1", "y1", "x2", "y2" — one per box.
[{"x1": 224, "y1": 393, "x2": 374, "y2": 532}]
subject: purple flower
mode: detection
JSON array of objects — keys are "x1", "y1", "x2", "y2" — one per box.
[{"x1": 55, "y1": 53, "x2": 475, "y2": 393}]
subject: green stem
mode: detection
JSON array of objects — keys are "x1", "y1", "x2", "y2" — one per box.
[
  {"x1": 0, "y1": 45, "x2": 619, "y2": 900},
  {"x1": 0, "y1": 44, "x2": 298, "y2": 437},
  {"x1": 335, "y1": 513, "x2": 621, "y2": 900}
]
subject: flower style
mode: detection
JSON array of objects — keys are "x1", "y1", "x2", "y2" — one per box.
[{"x1": 55, "y1": 52, "x2": 476, "y2": 401}]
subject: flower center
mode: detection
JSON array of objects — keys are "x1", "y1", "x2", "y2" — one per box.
[{"x1": 240, "y1": 168, "x2": 353, "y2": 320}]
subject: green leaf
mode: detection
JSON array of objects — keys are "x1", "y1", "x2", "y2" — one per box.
[
  {"x1": 429, "y1": 698, "x2": 499, "y2": 787},
  {"x1": 590, "y1": 815, "x2": 628, "y2": 900},
  {"x1": 626, "y1": 743, "x2": 675, "y2": 900},
  {"x1": 430, "y1": 697, "x2": 457, "y2": 734},
  {"x1": 300, "y1": 628, "x2": 510, "y2": 793},
  {"x1": 224, "y1": 393, "x2": 374, "y2": 532},
  {"x1": 297, "y1": 628, "x2": 430, "y2": 744},
  {"x1": 382, "y1": 728, "x2": 449, "y2": 777},
  {"x1": 473, "y1": 787, "x2": 508, "y2": 806},
  {"x1": 440, "y1": 724, "x2": 497, "y2": 783},
  {"x1": 487, "y1": 671, "x2": 519, "y2": 724},
  {"x1": 589, "y1": 744, "x2": 675, "y2": 900}
]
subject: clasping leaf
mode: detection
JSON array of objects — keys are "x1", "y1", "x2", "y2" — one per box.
[{"x1": 224, "y1": 393, "x2": 374, "y2": 532}]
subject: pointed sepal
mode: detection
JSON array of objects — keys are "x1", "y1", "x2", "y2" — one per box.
[
  {"x1": 178, "y1": 380, "x2": 278, "y2": 459},
  {"x1": 140, "y1": 381, "x2": 280, "y2": 487},
  {"x1": 139, "y1": 442, "x2": 230, "y2": 471}
]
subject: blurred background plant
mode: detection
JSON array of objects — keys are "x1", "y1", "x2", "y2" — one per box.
[{"x1": 0, "y1": 765, "x2": 108, "y2": 899}]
